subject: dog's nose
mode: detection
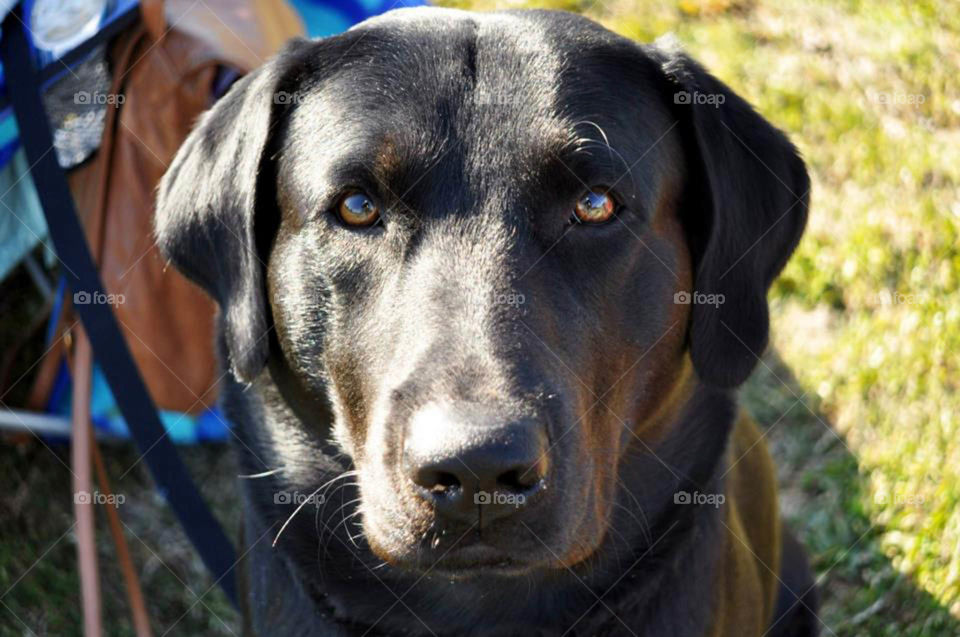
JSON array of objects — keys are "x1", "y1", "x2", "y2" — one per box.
[{"x1": 403, "y1": 404, "x2": 548, "y2": 523}]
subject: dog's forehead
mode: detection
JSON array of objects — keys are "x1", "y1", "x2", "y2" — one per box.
[
  {"x1": 279, "y1": 9, "x2": 675, "y2": 210},
  {"x1": 299, "y1": 11, "x2": 574, "y2": 144}
]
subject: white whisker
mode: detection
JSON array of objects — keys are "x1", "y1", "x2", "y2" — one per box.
[
  {"x1": 274, "y1": 482, "x2": 327, "y2": 547},
  {"x1": 238, "y1": 467, "x2": 285, "y2": 479},
  {"x1": 274, "y1": 469, "x2": 358, "y2": 547}
]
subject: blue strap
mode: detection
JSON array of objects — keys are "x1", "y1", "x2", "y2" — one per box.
[{"x1": 1, "y1": 10, "x2": 239, "y2": 608}]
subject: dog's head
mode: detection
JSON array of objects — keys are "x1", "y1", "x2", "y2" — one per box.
[{"x1": 157, "y1": 8, "x2": 806, "y2": 580}]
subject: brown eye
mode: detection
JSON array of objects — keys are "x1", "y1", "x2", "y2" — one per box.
[
  {"x1": 337, "y1": 191, "x2": 380, "y2": 226},
  {"x1": 573, "y1": 189, "x2": 616, "y2": 224}
]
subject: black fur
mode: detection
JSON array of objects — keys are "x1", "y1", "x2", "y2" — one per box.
[{"x1": 156, "y1": 8, "x2": 813, "y2": 636}]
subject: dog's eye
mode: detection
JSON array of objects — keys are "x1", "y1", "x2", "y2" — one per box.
[
  {"x1": 337, "y1": 191, "x2": 380, "y2": 227},
  {"x1": 573, "y1": 189, "x2": 616, "y2": 224}
]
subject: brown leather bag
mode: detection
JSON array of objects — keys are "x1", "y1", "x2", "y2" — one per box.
[{"x1": 66, "y1": 0, "x2": 303, "y2": 413}]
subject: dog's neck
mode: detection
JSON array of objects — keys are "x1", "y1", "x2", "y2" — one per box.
[{"x1": 230, "y1": 364, "x2": 738, "y2": 637}]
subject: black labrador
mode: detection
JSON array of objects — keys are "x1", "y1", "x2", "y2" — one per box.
[{"x1": 156, "y1": 8, "x2": 818, "y2": 636}]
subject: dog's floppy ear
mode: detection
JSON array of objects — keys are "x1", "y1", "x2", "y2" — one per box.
[
  {"x1": 156, "y1": 41, "x2": 307, "y2": 384},
  {"x1": 651, "y1": 43, "x2": 809, "y2": 388}
]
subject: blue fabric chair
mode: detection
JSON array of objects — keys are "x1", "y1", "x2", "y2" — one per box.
[{"x1": 291, "y1": 0, "x2": 426, "y2": 37}]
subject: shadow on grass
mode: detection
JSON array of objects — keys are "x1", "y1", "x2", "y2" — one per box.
[
  {"x1": 0, "y1": 441, "x2": 241, "y2": 636},
  {"x1": 743, "y1": 349, "x2": 959, "y2": 637}
]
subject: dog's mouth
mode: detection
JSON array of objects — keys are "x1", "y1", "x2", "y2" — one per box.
[
  {"x1": 400, "y1": 540, "x2": 536, "y2": 578},
  {"x1": 371, "y1": 505, "x2": 589, "y2": 579}
]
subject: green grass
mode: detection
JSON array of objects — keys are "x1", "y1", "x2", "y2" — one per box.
[
  {"x1": 2, "y1": 1, "x2": 958, "y2": 635},
  {"x1": 0, "y1": 441, "x2": 241, "y2": 636}
]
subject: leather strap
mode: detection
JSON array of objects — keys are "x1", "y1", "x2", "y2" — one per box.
[
  {"x1": 140, "y1": 0, "x2": 166, "y2": 41},
  {"x1": 23, "y1": 3, "x2": 148, "y2": 414},
  {"x1": 80, "y1": 26, "x2": 155, "y2": 636},
  {"x1": 0, "y1": 9, "x2": 239, "y2": 608},
  {"x1": 72, "y1": 331, "x2": 101, "y2": 637},
  {"x1": 91, "y1": 426, "x2": 154, "y2": 637}
]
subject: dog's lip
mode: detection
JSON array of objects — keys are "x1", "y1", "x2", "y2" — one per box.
[{"x1": 422, "y1": 543, "x2": 532, "y2": 576}]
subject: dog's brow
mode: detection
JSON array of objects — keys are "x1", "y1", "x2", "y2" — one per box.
[
  {"x1": 547, "y1": 138, "x2": 634, "y2": 188},
  {"x1": 373, "y1": 135, "x2": 403, "y2": 176}
]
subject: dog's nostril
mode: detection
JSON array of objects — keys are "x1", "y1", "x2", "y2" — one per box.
[
  {"x1": 414, "y1": 469, "x2": 462, "y2": 494},
  {"x1": 496, "y1": 468, "x2": 541, "y2": 493},
  {"x1": 433, "y1": 471, "x2": 461, "y2": 492}
]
